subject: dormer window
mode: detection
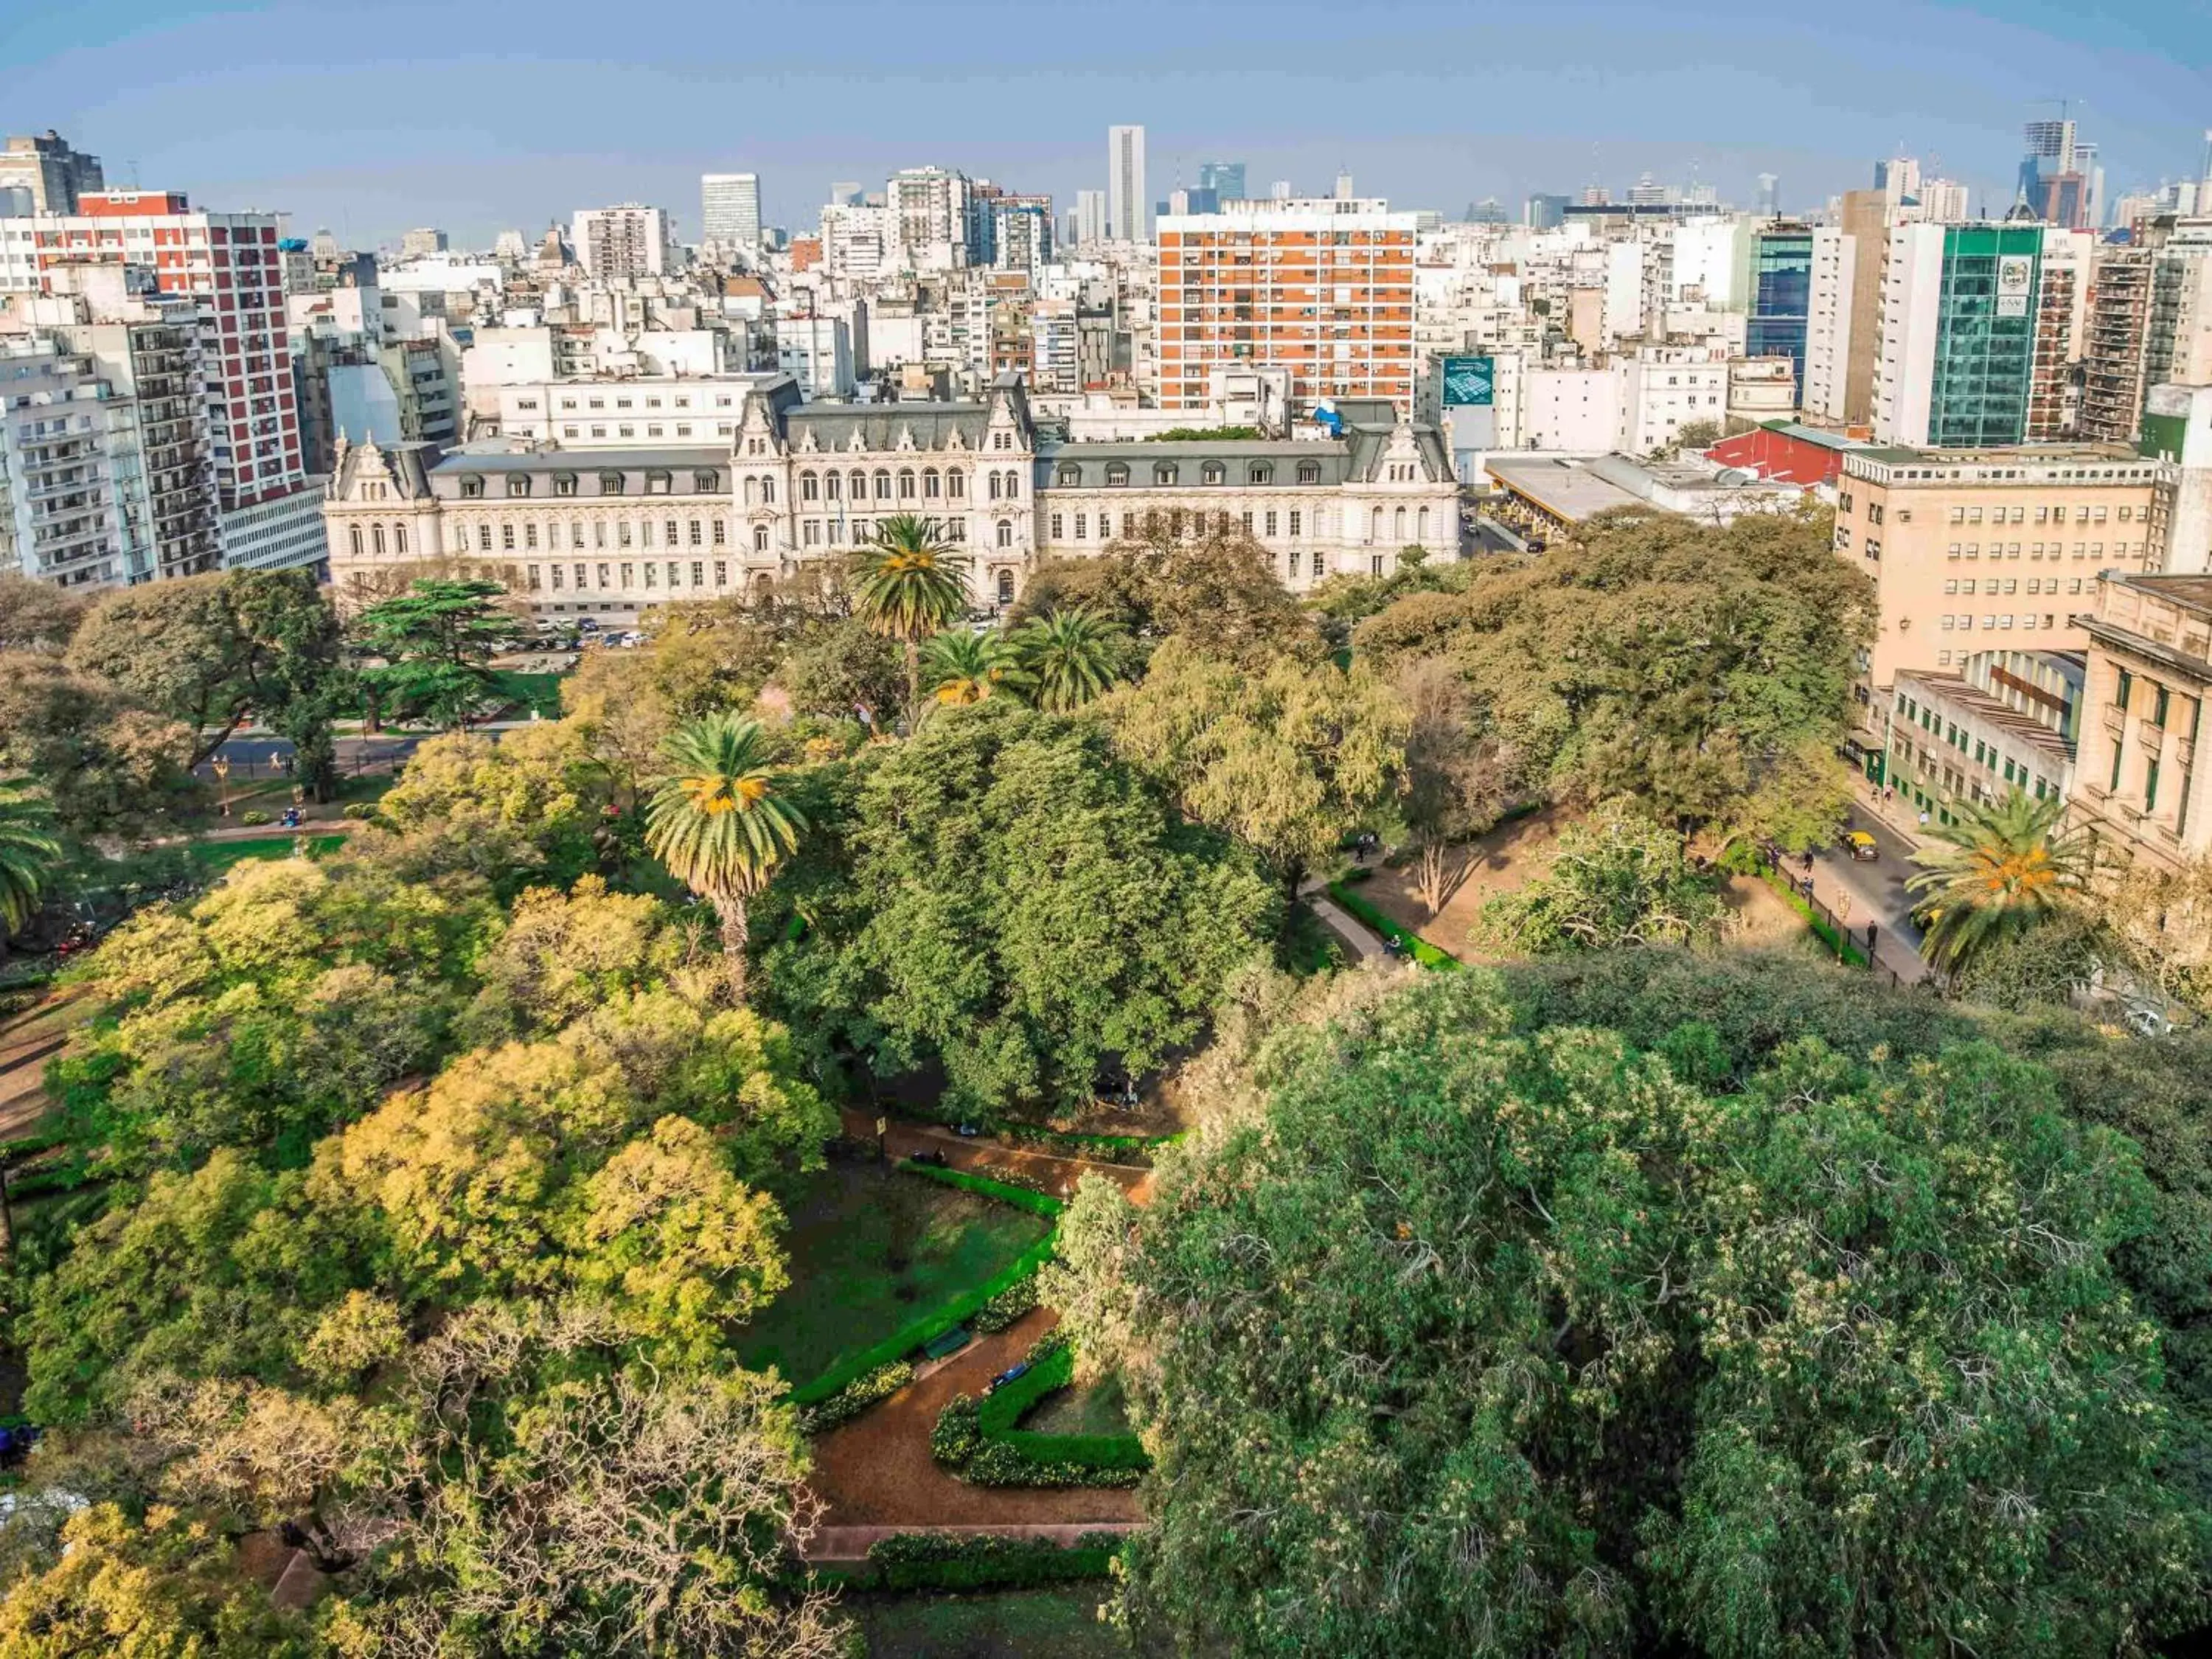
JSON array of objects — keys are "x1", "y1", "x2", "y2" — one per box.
[
  {"x1": 1155, "y1": 464, "x2": 1178, "y2": 486},
  {"x1": 553, "y1": 473, "x2": 577, "y2": 497},
  {"x1": 1057, "y1": 464, "x2": 1080, "y2": 486},
  {"x1": 459, "y1": 475, "x2": 484, "y2": 498},
  {"x1": 599, "y1": 472, "x2": 625, "y2": 495},
  {"x1": 1250, "y1": 463, "x2": 1273, "y2": 485},
  {"x1": 1202, "y1": 462, "x2": 1225, "y2": 485},
  {"x1": 506, "y1": 474, "x2": 531, "y2": 498},
  {"x1": 693, "y1": 470, "x2": 720, "y2": 492},
  {"x1": 1105, "y1": 463, "x2": 1130, "y2": 487},
  {"x1": 1297, "y1": 461, "x2": 1321, "y2": 484},
  {"x1": 646, "y1": 470, "x2": 672, "y2": 495}
]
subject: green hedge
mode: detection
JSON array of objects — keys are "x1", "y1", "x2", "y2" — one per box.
[
  {"x1": 787, "y1": 1239, "x2": 1054, "y2": 1408},
  {"x1": 1756, "y1": 866, "x2": 1872, "y2": 968},
  {"x1": 897, "y1": 1158, "x2": 1066, "y2": 1218},
  {"x1": 1000, "y1": 1123, "x2": 1163, "y2": 1160},
  {"x1": 796, "y1": 1360, "x2": 914, "y2": 1434},
  {"x1": 1326, "y1": 882, "x2": 1462, "y2": 972},
  {"x1": 934, "y1": 1331, "x2": 1150, "y2": 1484},
  {"x1": 849, "y1": 1531, "x2": 1123, "y2": 1592}
]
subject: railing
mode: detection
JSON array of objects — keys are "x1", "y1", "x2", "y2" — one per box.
[{"x1": 1754, "y1": 843, "x2": 1919, "y2": 993}]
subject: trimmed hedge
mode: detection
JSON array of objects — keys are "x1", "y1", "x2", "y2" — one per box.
[
  {"x1": 857, "y1": 1530, "x2": 1122, "y2": 1592},
  {"x1": 1000, "y1": 1123, "x2": 1160, "y2": 1162},
  {"x1": 786, "y1": 1241, "x2": 1053, "y2": 1408},
  {"x1": 897, "y1": 1158, "x2": 1066, "y2": 1218},
  {"x1": 1326, "y1": 881, "x2": 1462, "y2": 973},
  {"x1": 933, "y1": 1330, "x2": 1150, "y2": 1486},
  {"x1": 796, "y1": 1360, "x2": 914, "y2": 1435},
  {"x1": 970, "y1": 1276, "x2": 1040, "y2": 1335}
]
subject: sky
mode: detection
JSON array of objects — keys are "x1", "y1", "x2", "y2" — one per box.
[{"x1": 4, "y1": 0, "x2": 2209, "y2": 249}]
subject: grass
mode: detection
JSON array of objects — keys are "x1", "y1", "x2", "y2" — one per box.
[
  {"x1": 487, "y1": 669, "x2": 565, "y2": 719},
  {"x1": 846, "y1": 1587, "x2": 1128, "y2": 1658},
  {"x1": 1023, "y1": 1371, "x2": 1133, "y2": 1439},
  {"x1": 185, "y1": 835, "x2": 347, "y2": 877},
  {"x1": 737, "y1": 1160, "x2": 1050, "y2": 1388}
]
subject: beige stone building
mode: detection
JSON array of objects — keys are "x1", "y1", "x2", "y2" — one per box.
[
  {"x1": 2072, "y1": 573, "x2": 2212, "y2": 872},
  {"x1": 1833, "y1": 443, "x2": 2171, "y2": 740}
]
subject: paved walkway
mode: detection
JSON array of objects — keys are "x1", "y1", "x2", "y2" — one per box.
[
  {"x1": 1305, "y1": 888, "x2": 1388, "y2": 963},
  {"x1": 836, "y1": 1107, "x2": 1152, "y2": 1203}
]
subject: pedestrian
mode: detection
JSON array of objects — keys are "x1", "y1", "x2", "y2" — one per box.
[
  {"x1": 1801, "y1": 849, "x2": 1815, "y2": 876},
  {"x1": 1866, "y1": 920, "x2": 1878, "y2": 953},
  {"x1": 1918, "y1": 807, "x2": 1930, "y2": 830}
]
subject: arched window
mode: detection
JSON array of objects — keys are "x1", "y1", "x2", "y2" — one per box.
[
  {"x1": 898, "y1": 469, "x2": 916, "y2": 498},
  {"x1": 761, "y1": 477, "x2": 776, "y2": 504},
  {"x1": 753, "y1": 524, "x2": 771, "y2": 552},
  {"x1": 1057, "y1": 464, "x2": 1080, "y2": 486},
  {"x1": 507, "y1": 474, "x2": 531, "y2": 498},
  {"x1": 947, "y1": 470, "x2": 965, "y2": 499},
  {"x1": 923, "y1": 469, "x2": 942, "y2": 498},
  {"x1": 1416, "y1": 507, "x2": 1430, "y2": 539},
  {"x1": 742, "y1": 477, "x2": 757, "y2": 506},
  {"x1": 996, "y1": 520, "x2": 1013, "y2": 548},
  {"x1": 459, "y1": 475, "x2": 484, "y2": 498},
  {"x1": 801, "y1": 471, "x2": 819, "y2": 501},
  {"x1": 1154, "y1": 463, "x2": 1178, "y2": 485},
  {"x1": 1202, "y1": 462, "x2": 1225, "y2": 485},
  {"x1": 1394, "y1": 506, "x2": 1407, "y2": 540},
  {"x1": 1250, "y1": 463, "x2": 1273, "y2": 485},
  {"x1": 348, "y1": 526, "x2": 363, "y2": 557},
  {"x1": 1105, "y1": 463, "x2": 1129, "y2": 487},
  {"x1": 873, "y1": 470, "x2": 891, "y2": 501},
  {"x1": 394, "y1": 525, "x2": 408, "y2": 555},
  {"x1": 824, "y1": 471, "x2": 842, "y2": 501},
  {"x1": 1002, "y1": 469, "x2": 1018, "y2": 498},
  {"x1": 997, "y1": 570, "x2": 1015, "y2": 605},
  {"x1": 372, "y1": 524, "x2": 386, "y2": 555},
  {"x1": 987, "y1": 471, "x2": 1002, "y2": 501},
  {"x1": 1370, "y1": 507, "x2": 1384, "y2": 543}
]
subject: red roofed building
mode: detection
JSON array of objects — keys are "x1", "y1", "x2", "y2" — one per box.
[{"x1": 1704, "y1": 421, "x2": 1870, "y2": 487}]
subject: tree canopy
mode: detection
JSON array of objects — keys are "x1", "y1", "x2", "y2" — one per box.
[{"x1": 351, "y1": 579, "x2": 511, "y2": 730}]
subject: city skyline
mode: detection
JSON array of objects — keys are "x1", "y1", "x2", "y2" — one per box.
[{"x1": 4, "y1": 0, "x2": 2206, "y2": 247}]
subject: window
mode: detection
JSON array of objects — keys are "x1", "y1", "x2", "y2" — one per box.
[
  {"x1": 574, "y1": 563, "x2": 586, "y2": 589},
  {"x1": 501, "y1": 524, "x2": 516, "y2": 551},
  {"x1": 688, "y1": 519, "x2": 702, "y2": 547},
  {"x1": 947, "y1": 471, "x2": 965, "y2": 500},
  {"x1": 1155, "y1": 463, "x2": 1178, "y2": 485},
  {"x1": 2154, "y1": 684, "x2": 2171, "y2": 728},
  {"x1": 2117, "y1": 668, "x2": 2134, "y2": 713},
  {"x1": 801, "y1": 472, "x2": 819, "y2": 501},
  {"x1": 1058, "y1": 464, "x2": 1080, "y2": 486},
  {"x1": 523, "y1": 524, "x2": 538, "y2": 551},
  {"x1": 754, "y1": 525, "x2": 770, "y2": 552},
  {"x1": 1050, "y1": 513, "x2": 1064, "y2": 538},
  {"x1": 621, "y1": 562, "x2": 634, "y2": 588},
  {"x1": 646, "y1": 470, "x2": 672, "y2": 495},
  {"x1": 899, "y1": 469, "x2": 916, "y2": 498},
  {"x1": 925, "y1": 469, "x2": 942, "y2": 498},
  {"x1": 598, "y1": 563, "x2": 611, "y2": 588},
  {"x1": 692, "y1": 562, "x2": 704, "y2": 587},
  {"x1": 347, "y1": 526, "x2": 362, "y2": 557},
  {"x1": 1105, "y1": 463, "x2": 1130, "y2": 487},
  {"x1": 714, "y1": 561, "x2": 728, "y2": 586},
  {"x1": 460, "y1": 476, "x2": 484, "y2": 499},
  {"x1": 874, "y1": 470, "x2": 891, "y2": 501},
  {"x1": 996, "y1": 520, "x2": 1013, "y2": 549},
  {"x1": 1297, "y1": 461, "x2": 1321, "y2": 484},
  {"x1": 987, "y1": 471, "x2": 1002, "y2": 501},
  {"x1": 1250, "y1": 463, "x2": 1273, "y2": 485},
  {"x1": 526, "y1": 564, "x2": 541, "y2": 591},
  {"x1": 1203, "y1": 462, "x2": 1225, "y2": 485},
  {"x1": 761, "y1": 478, "x2": 776, "y2": 504},
  {"x1": 554, "y1": 473, "x2": 577, "y2": 498},
  {"x1": 1074, "y1": 513, "x2": 1088, "y2": 539},
  {"x1": 600, "y1": 472, "x2": 625, "y2": 495},
  {"x1": 2147, "y1": 757, "x2": 2162, "y2": 810},
  {"x1": 394, "y1": 526, "x2": 408, "y2": 555}
]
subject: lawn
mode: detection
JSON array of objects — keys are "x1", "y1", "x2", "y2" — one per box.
[
  {"x1": 737, "y1": 1158, "x2": 1051, "y2": 1388},
  {"x1": 1023, "y1": 1372, "x2": 1133, "y2": 1439},
  {"x1": 848, "y1": 1587, "x2": 1129, "y2": 1658},
  {"x1": 488, "y1": 669, "x2": 565, "y2": 719},
  {"x1": 186, "y1": 835, "x2": 347, "y2": 877}
]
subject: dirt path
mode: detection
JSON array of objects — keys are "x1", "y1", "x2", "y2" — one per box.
[
  {"x1": 837, "y1": 1107, "x2": 1153, "y2": 1206},
  {"x1": 0, "y1": 987, "x2": 89, "y2": 1140},
  {"x1": 804, "y1": 1306, "x2": 1144, "y2": 1531}
]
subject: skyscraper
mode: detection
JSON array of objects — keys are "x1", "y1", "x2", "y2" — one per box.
[
  {"x1": 0, "y1": 131, "x2": 104, "y2": 215},
  {"x1": 1197, "y1": 161, "x2": 1246, "y2": 204},
  {"x1": 1747, "y1": 223, "x2": 1814, "y2": 397},
  {"x1": 1107, "y1": 125, "x2": 1147, "y2": 242},
  {"x1": 700, "y1": 173, "x2": 762, "y2": 247},
  {"x1": 1075, "y1": 189, "x2": 1107, "y2": 247}
]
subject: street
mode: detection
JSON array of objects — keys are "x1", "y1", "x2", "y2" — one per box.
[{"x1": 1798, "y1": 803, "x2": 1931, "y2": 983}]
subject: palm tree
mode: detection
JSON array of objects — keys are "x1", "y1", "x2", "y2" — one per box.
[
  {"x1": 851, "y1": 515, "x2": 971, "y2": 723},
  {"x1": 643, "y1": 714, "x2": 807, "y2": 1002},
  {"x1": 920, "y1": 628, "x2": 1031, "y2": 711},
  {"x1": 1906, "y1": 790, "x2": 2092, "y2": 975},
  {"x1": 1014, "y1": 607, "x2": 1127, "y2": 713},
  {"x1": 0, "y1": 779, "x2": 60, "y2": 947}
]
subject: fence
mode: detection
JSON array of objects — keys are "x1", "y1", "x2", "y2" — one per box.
[
  {"x1": 190, "y1": 741, "x2": 416, "y2": 789},
  {"x1": 1755, "y1": 845, "x2": 1916, "y2": 992}
]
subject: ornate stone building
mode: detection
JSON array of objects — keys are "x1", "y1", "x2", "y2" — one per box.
[{"x1": 324, "y1": 371, "x2": 1462, "y2": 619}]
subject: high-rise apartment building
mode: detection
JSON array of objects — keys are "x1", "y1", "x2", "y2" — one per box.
[
  {"x1": 0, "y1": 131, "x2": 104, "y2": 215},
  {"x1": 989, "y1": 197, "x2": 1054, "y2": 275},
  {"x1": 2080, "y1": 242, "x2": 2154, "y2": 444},
  {"x1": 571, "y1": 204, "x2": 675, "y2": 279},
  {"x1": 887, "y1": 167, "x2": 975, "y2": 261},
  {"x1": 1197, "y1": 161, "x2": 1247, "y2": 204},
  {"x1": 1875, "y1": 223, "x2": 2073, "y2": 449},
  {"x1": 1747, "y1": 223, "x2": 1814, "y2": 397},
  {"x1": 1107, "y1": 125, "x2": 1147, "y2": 242},
  {"x1": 1074, "y1": 189, "x2": 1107, "y2": 248},
  {"x1": 0, "y1": 189, "x2": 316, "y2": 569},
  {"x1": 701, "y1": 174, "x2": 763, "y2": 248},
  {"x1": 1155, "y1": 198, "x2": 1416, "y2": 411},
  {"x1": 398, "y1": 227, "x2": 448, "y2": 259}
]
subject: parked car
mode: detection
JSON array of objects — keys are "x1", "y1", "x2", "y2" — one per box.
[
  {"x1": 984, "y1": 1362, "x2": 1030, "y2": 1396},
  {"x1": 1838, "y1": 829, "x2": 1879, "y2": 862}
]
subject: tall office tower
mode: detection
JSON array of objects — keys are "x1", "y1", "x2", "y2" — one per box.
[
  {"x1": 1334, "y1": 170, "x2": 1355, "y2": 201},
  {"x1": 1270, "y1": 180, "x2": 1293, "y2": 201},
  {"x1": 1197, "y1": 161, "x2": 1246, "y2": 204},
  {"x1": 1756, "y1": 173, "x2": 1781, "y2": 216},
  {"x1": 1107, "y1": 125, "x2": 1147, "y2": 242},
  {"x1": 1874, "y1": 155, "x2": 1921, "y2": 210},
  {"x1": 1875, "y1": 223, "x2": 2070, "y2": 448},
  {"x1": 1155, "y1": 197, "x2": 1416, "y2": 411},
  {"x1": 1627, "y1": 173, "x2": 1669, "y2": 206},
  {"x1": 2021, "y1": 118, "x2": 2077, "y2": 201},
  {"x1": 1524, "y1": 194, "x2": 1569, "y2": 230},
  {"x1": 1075, "y1": 189, "x2": 1107, "y2": 247},
  {"x1": 701, "y1": 173, "x2": 762, "y2": 247},
  {"x1": 571, "y1": 204, "x2": 675, "y2": 278},
  {"x1": 0, "y1": 131, "x2": 105, "y2": 215},
  {"x1": 0, "y1": 189, "x2": 317, "y2": 568},
  {"x1": 1747, "y1": 223, "x2": 1815, "y2": 397}
]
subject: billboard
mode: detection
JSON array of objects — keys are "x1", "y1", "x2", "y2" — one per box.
[
  {"x1": 1441, "y1": 355, "x2": 1495, "y2": 406},
  {"x1": 1996, "y1": 254, "x2": 2034, "y2": 318}
]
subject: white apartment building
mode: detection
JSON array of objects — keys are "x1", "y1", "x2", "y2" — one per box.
[
  {"x1": 700, "y1": 174, "x2": 762, "y2": 249},
  {"x1": 1107, "y1": 127, "x2": 1147, "y2": 243},
  {"x1": 0, "y1": 339, "x2": 131, "y2": 587},
  {"x1": 492, "y1": 375, "x2": 774, "y2": 447},
  {"x1": 1523, "y1": 367, "x2": 1620, "y2": 452},
  {"x1": 773, "y1": 313, "x2": 854, "y2": 397},
  {"x1": 571, "y1": 206, "x2": 675, "y2": 280},
  {"x1": 1615, "y1": 346, "x2": 1730, "y2": 454},
  {"x1": 821, "y1": 204, "x2": 900, "y2": 283},
  {"x1": 1803, "y1": 223, "x2": 1855, "y2": 423},
  {"x1": 1074, "y1": 190, "x2": 1107, "y2": 249}
]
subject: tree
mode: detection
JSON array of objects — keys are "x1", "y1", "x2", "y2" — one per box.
[
  {"x1": 919, "y1": 626, "x2": 1030, "y2": 709},
  {"x1": 369, "y1": 723, "x2": 613, "y2": 891},
  {"x1": 351, "y1": 579, "x2": 510, "y2": 730},
  {"x1": 849, "y1": 515, "x2": 971, "y2": 721},
  {"x1": 1012, "y1": 522, "x2": 1324, "y2": 665},
  {"x1": 761, "y1": 700, "x2": 1279, "y2": 1115},
  {"x1": 1907, "y1": 788, "x2": 2092, "y2": 975},
  {"x1": 774, "y1": 616, "x2": 905, "y2": 732},
  {"x1": 1395, "y1": 657, "x2": 1517, "y2": 915},
  {"x1": 0, "y1": 572, "x2": 88, "y2": 653},
  {"x1": 68, "y1": 569, "x2": 349, "y2": 792},
  {"x1": 0, "y1": 777, "x2": 61, "y2": 939},
  {"x1": 1672, "y1": 417, "x2": 1722, "y2": 451},
  {"x1": 2100, "y1": 852, "x2": 2212, "y2": 1015},
  {"x1": 0, "y1": 654, "x2": 198, "y2": 839},
  {"x1": 1056, "y1": 970, "x2": 2207, "y2": 1658},
  {"x1": 1014, "y1": 606, "x2": 1127, "y2": 712},
  {"x1": 1713, "y1": 740, "x2": 1856, "y2": 855},
  {"x1": 644, "y1": 713, "x2": 806, "y2": 1002},
  {"x1": 1478, "y1": 804, "x2": 1728, "y2": 953},
  {"x1": 1097, "y1": 637, "x2": 1408, "y2": 902}
]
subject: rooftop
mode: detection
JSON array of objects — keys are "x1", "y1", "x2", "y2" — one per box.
[
  {"x1": 2110, "y1": 573, "x2": 2212, "y2": 619},
  {"x1": 1893, "y1": 668, "x2": 2075, "y2": 759}
]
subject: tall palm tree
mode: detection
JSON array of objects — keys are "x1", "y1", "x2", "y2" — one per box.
[
  {"x1": 1906, "y1": 789, "x2": 2092, "y2": 975},
  {"x1": 851, "y1": 515, "x2": 971, "y2": 723},
  {"x1": 920, "y1": 628, "x2": 1031, "y2": 710},
  {"x1": 1015, "y1": 607, "x2": 1127, "y2": 713},
  {"x1": 644, "y1": 714, "x2": 806, "y2": 1002},
  {"x1": 0, "y1": 779, "x2": 60, "y2": 945}
]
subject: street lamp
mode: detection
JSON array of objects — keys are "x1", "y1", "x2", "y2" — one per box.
[{"x1": 212, "y1": 757, "x2": 232, "y2": 818}]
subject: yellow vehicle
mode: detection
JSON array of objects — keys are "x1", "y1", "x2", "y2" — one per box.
[{"x1": 1838, "y1": 830, "x2": 1879, "y2": 862}]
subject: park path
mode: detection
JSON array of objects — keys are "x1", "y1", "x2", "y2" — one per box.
[
  {"x1": 1303, "y1": 886, "x2": 1388, "y2": 963},
  {"x1": 835, "y1": 1106, "x2": 1153, "y2": 1205}
]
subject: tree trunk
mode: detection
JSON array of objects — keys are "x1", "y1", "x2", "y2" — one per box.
[
  {"x1": 904, "y1": 638, "x2": 921, "y2": 731},
  {"x1": 714, "y1": 893, "x2": 752, "y2": 1004}
]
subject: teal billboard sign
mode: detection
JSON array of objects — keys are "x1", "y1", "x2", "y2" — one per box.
[{"x1": 1441, "y1": 355, "x2": 1495, "y2": 406}]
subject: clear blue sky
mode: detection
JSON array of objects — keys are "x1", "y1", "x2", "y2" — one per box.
[{"x1": 4, "y1": 0, "x2": 2207, "y2": 248}]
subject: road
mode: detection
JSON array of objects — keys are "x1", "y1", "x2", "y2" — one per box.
[{"x1": 1797, "y1": 804, "x2": 1930, "y2": 983}]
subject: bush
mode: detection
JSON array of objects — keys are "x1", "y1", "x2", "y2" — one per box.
[
  {"x1": 971, "y1": 1277, "x2": 1040, "y2": 1335},
  {"x1": 931, "y1": 1394, "x2": 982, "y2": 1465},
  {"x1": 237, "y1": 809, "x2": 271, "y2": 827},
  {"x1": 1329, "y1": 881, "x2": 1461, "y2": 971},
  {"x1": 864, "y1": 1530, "x2": 1121, "y2": 1592},
  {"x1": 897, "y1": 1158, "x2": 1065, "y2": 1217},
  {"x1": 797, "y1": 1360, "x2": 914, "y2": 1434},
  {"x1": 340, "y1": 801, "x2": 377, "y2": 821},
  {"x1": 933, "y1": 1329, "x2": 1149, "y2": 1485},
  {"x1": 964, "y1": 1440, "x2": 1141, "y2": 1486}
]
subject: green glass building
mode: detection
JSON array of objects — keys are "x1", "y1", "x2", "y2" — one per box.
[{"x1": 1926, "y1": 226, "x2": 2043, "y2": 448}]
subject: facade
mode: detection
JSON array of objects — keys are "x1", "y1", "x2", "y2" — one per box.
[
  {"x1": 2071, "y1": 574, "x2": 2212, "y2": 872},
  {"x1": 0, "y1": 340, "x2": 128, "y2": 587},
  {"x1": 2140, "y1": 383, "x2": 2212, "y2": 574},
  {"x1": 1107, "y1": 126, "x2": 1147, "y2": 243},
  {"x1": 773, "y1": 313, "x2": 855, "y2": 397},
  {"x1": 2081, "y1": 243, "x2": 2153, "y2": 444},
  {"x1": 700, "y1": 173, "x2": 762, "y2": 248},
  {"x1": 1746, "y1": 223, "x2": 1813, "y2": 397},
  {"x1": 1881, "y1": 648, "x2": 2080, "y2": 825},
  {"x1": 324, "y1": 374, "x2": 1460, "y2": 617},
  {"x1": 398, "y1": 228, "x2": 448, "y2": 259},
  {"x1": 1197, "y1": 161, "x2": 1247, "y2": 204},
  {"x1": 492, "y1": 375, "x2": 766, "y2": 447},
  {"x1": 1833, "y1": 442, "x2": 2169, "y2": 733},
  {"x1": 0, "y1": 132, "x2": 103, "y2": 215},
  {"x1": 0, "y1": 189, "x2": 311, "y2": 568},
  {"x1": 1616, "y1": 346, "x2": 1730, "y2": 454},
  {"x1": 1874, "y1": 223, "x2": 2053, "y2": 450},
  {"x1": 1155, "y1": 199, "x2": 1416, "y2": 413},
  {"x1": 988, "y1": 198, "x2": 1054, "y2": 276},
  {"x1": 571, "y1": 205, "x2": 674, "y2": 280}
]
